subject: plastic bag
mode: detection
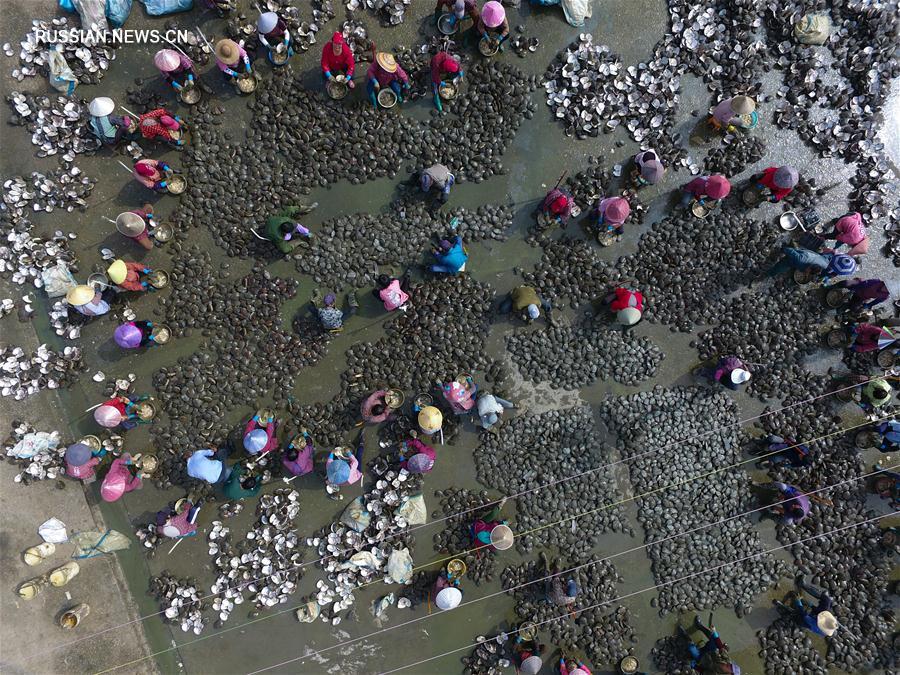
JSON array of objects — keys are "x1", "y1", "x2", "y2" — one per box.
[
  {"x1": 41, "y1": 262, "x2": 77, "y2": 298},
  {"x1": 141, "y1": 0, "x2": 193, "y2": 16},
  {"x1": 396, "y1": 493, "x2": 427, "y2": 526},
  {"x1": 48, "y1": 46, "x2": 78, "y2": 96},
  {"x1": 73, "y1": 0, "x2": 109, "y2": 30},
  {"x1": 71, "y1": 529, "x2": 131, "y2": 558},
  {"x1": 341, "y1": 496, "x2": 372, "y2": 533},
  {"x1": 295, "y1": 599, "x2": 320, "y2": 623},
  {"x1": 386, "y1": 548, "x2": 413, "y2": 584},
  {"x1": 12, "y1": 431, "x2": 60, "y2": 459},
  {"x1": 561, "y1": 0, "x2": 592, "y2": 26},
  {"x1": 39, "y1": 517, "x2": 69, "y2": 543},
  {"x1": 106, "y1": 0, "x2": 133, "y2": 26},
  {"x1": 347, "y1": 551, "x2": 378, "y2": 569}
]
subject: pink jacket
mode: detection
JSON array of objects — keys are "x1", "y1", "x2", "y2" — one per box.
[
  {"x1": 834, "y1": 212, "x2": 866, "y2": 246},
  {"x1": 283, "y1": 438, "x2": 314, "y2": 476},
  {"x1": 66, "y1": 456, "x2": 100, "y2": 479},
  {"x1": 560, "y1": 661, "x2": 591, "y2": 675},
  {"x1": 379, "y1": 280, "x2": 409, "y2": 311},
  {"x1": 366, "y1": 61, "x2": 409, "y2": 88},
  {"x1": 361, "y1": 390, "x2": 393, "y2": 424}
]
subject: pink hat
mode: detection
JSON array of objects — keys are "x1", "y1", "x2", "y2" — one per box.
[
  {"x1": 706, "y1": 175, "x2": 731, "y2": 199},
  {"x1": 444, "y1": 56, "x2": 460, "y2": 74},
  {"x1": 160, "y1": 115, "x2": 179, "y2": 130},
  {"x1": 482, "y1": 1, "x2": 505, "y2": 28},
  {"x1": 331, "y1": 31, "x2": 345, "y2": 45},
  {"x1": 604, "y1": 197, "x2": 630, "y2": 224},
  {"x1": 94, "y1": 405, "x2": 124, "y2": 428},
  {"x1": 154, "y1": 49, "x2": 181, "y2": 72},
  {"x1": 135, "y1": 161, "x2": 156, "y2": 177}
]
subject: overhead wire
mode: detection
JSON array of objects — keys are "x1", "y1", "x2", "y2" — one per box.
[
  {"x1": 376, "y1": 511, "x2": 898, "y2": 675},
  {"x1": 240, "y1": 465, "x2": 897, "y2": 674},
  {"x1": 91, "y1": 416, "x2": 891, "y2": 674},
  {"x1": 36, "y1": 376, "x2": 882, "y2": 662}
]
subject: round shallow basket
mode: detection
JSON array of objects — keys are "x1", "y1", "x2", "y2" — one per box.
[
  {"x1": 825, "y1": 328, "x2": 849, "y2": 348},
  {"x1": 479, "y1": 36, "x2": 500, "y2": 57},
  {"x1": 414, "y1": 393, "x2": 433, "y2": 409},
  {"x1": 180, "y1": 83, "x2": 201, "y2": 105},
  {"x1": 152, "y1": 222, "x2": 174, "y2": 242},
  {"x1": 518, "y1": 621, "x2": 537, "y2": 641},
  {"x1": 134, "y1": 399, "x2": 158, "y2": 421},
  {"x1": 166, "y1": 174, "x2": 187, "y2": 195},
  {"x1": 793, "y1": 268, "x2": 815, "y2": 285},
  {"x1": 876, "y1": 349, "x2": 896, "y2": 368},
  {"x1": 619, "y1": 655, "x2": 640, "y2": 674},
  {"x1": 597, "y1": 229, "x2": 617, "y2": 247},
  {"x1": 854, "y1": 430, "x2": 877, "y2": 449},
  {"x1": 835, "y1": 385, "x2": 857, "y2": 403},
  {"x1": 438, "y1": 13, "x2": 458, "y2": 35},
  {"x1": 147, "y1": 269, "x2": 170, "y2": 289},
  {"x1": 150, "y1": 324, "x2": 172, "y2": 344},
  {"x1": 236, "y1": 73, "x2": 258, "y2": 94},
  {"x1": 439, "y1": 81, "x2": 458, "y2": 101},
  {"x1": 779, "y1": 211, "x2": 801, "y2": 231},
  {"x1": 87, "y1": 273, "x2": 110, "y2": 290},
  {"x1": 447, "y1": 558, "x2": 467, "y2": 578},
  {"x1": 256, "y1": 408, "x2": 275, "y2": 425},
  {"x1": 692, "y1": 200, "x2": 714, "y2": 219},
  {"x1": 825, "y1": 287, "x2": 849, "y2": 308},
  {"x1": 271, "y1": 47, "x2": 289, "y2": 65},
  {"x1": 384, "y1": 389, "x2": 404, "y2": 409},
  {"x1": 742, "y1": 186, "x2": 763, "y2": 206},
  {"x1": 138, "y1": 454, "x2": 158, "y2": 475},
  {"x1": 326, "y1": 77, "x2": 349, "y2": 100},
  {"x1": 377, "y1": 88, "x2": 398, "y2": 109},
  {"x1": 80, "y1": 435, "x2": 102, "y2": 451}
]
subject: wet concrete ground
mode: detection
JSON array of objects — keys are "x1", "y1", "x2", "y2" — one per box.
[{"x1": 1, "y1": 1, "x2": 898, "y2": 674}]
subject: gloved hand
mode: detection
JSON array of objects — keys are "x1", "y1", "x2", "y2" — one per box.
[
  {"x1": 348, "y1": 79, "x2": 356, "y2": 89},
  {"x1": 283, "y1": 37, "x2": 290, "y2": 46},
  {"x1": 245, "y1": 62, "x2": 252, "y2": 73},
  {"x1": 172, "y1": 81, "x2": 182, "y2": 90},
  {"x1": 187, "y1": 73, "x2": 194, "y2": 82},
  {"x1": 159, "y1": 181, "x2": 168, "y2": 188},
  {"x1": 324, "y1": 70, "x2": 332, "y2": 80},
  {"x1": 142, "y1": 267, "x2": 151, "y2": 274},
  {"x1": 160, "y1": 163, "x2": 171, "y2": 172},
  {"x1": 141, "y1": 281, "x2": 149, "y2": 288}
]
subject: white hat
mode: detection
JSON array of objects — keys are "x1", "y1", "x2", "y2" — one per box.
[
  {"x1": 730, "y1": 368, "x2": 751, "y2": 384},
  {"x1": 89, "y1": 97, "x2": 115, "y2": 116},
  {"x1": 435, "y1": 586, "x2": 462, "y2": 610},
  {"x1": 817, "y1": 611, "x2": 838, "y2": 636},
  {"x1": 258, "y1": 11, "x2": 278, "y2": 33},
  {"x1": 526, "y1": 304, "x2": 540, "y2": 320},
  {"x1": 617, "y1": 307, "x2": 642, "y2": 326}
]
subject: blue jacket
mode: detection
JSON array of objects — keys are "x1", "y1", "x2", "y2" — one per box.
[{"x1": 436, "y1": 236, "x2": 468, "y2": 271}]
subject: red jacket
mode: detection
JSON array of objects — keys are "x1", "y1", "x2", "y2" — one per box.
[
  {"x1": 610, "y1": 288, "x2": 643, "y2": 312},
  {"x1": 117, "y1": 262, "x2": 148, "y2": 292},
  {"x1": 759, "y1": 167, "x2": 793, "y2": 202},
  {"x1": 321, "y1": 39, "x2": 355, "y2": 76}
]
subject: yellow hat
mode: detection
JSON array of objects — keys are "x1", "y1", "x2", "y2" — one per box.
[
  {"x1": 375, "y1": 52, "x2": 398, "y2": 73},
  {"x1": 418, "y1": 406, "x2": 443, "y2": 433},
  {"x1": 107, "y1": 259, "x2": 128, "y2": 284},
  {"x1": 215, "y1": 39, "x2": 241, "y2": 65},
  {"x1": 66, "y1": 285, "x2": 95, "y2": 306}
]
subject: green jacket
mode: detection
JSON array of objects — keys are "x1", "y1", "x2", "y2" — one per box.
[
  {"x1": 265, "y1": 206, "x2": 304, "y2": 254},
  {"x1": 222, "y1": 464, "x2": 262, "y2": 500}
]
